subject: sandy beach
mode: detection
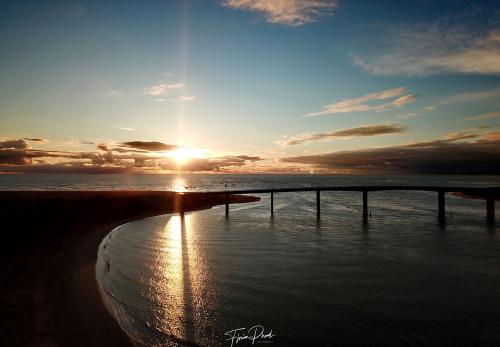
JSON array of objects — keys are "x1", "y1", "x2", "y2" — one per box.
[{"x1": 0, "y1": 191, "x2": 258, "y2": 346}]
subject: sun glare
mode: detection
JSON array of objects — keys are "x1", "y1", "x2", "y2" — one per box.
[
  {"x1": 166, "y1": 147, "x2": 207, "y2": 165},
  {"x1": 172, "y1": 177, "x2": 187, "y2": 192}
]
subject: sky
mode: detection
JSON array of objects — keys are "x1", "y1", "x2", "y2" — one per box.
[{"x1": 1, "y1": 0, "x2": 500, "y2": 174}]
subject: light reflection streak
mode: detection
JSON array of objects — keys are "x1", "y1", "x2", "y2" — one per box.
[
  {"x1": 172, "y1": 176, "x2": 187, "y2": 192},
  {"x1": 160, "y1": 213, "x2": 197, "y2": 342}
]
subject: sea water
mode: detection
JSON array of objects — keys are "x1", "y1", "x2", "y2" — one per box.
[{"x1": 89, "y1": 175, "x2": 500, "y2": 345}]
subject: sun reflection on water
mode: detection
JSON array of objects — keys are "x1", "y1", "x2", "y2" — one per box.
[
  {"x1": 172, "y1": 176, "x2": 187, "y2": 192},
  {"x1": 159, "y1": 213, "x2": 206, "y2": 343}
]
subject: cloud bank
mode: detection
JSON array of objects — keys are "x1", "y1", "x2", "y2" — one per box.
[
  {"x1": 282, "y1": 132, "x2": 500, "y2": 174},
  {"x1": 0, "y1": 138, "x2": 262, "y2": 174}
]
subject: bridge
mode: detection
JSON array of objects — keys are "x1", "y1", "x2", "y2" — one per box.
[{"x1": 180, "y1": 186, "x2": 499, "y2": 223}]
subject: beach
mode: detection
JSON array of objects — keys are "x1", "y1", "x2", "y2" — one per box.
[{"x1": 0, "y1": 191, "x2": 258, "y2": 346}]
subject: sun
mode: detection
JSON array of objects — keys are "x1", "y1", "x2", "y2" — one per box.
[{"x1": 165, "y1": 147, "x2": 207, "y2": 165}]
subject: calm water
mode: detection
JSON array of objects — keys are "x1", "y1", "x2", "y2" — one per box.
[
  {"x1": 91, "y1": 175, "x2": 500, "y2": 346},
  {"x1": 1, "y1": 173, "x2": 500, "y2": 191}
]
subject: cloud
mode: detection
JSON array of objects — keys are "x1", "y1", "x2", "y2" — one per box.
[
  {"x1": 305, "y1": 87, "x2": 416, "y2": 117},
  {"x1": 0, "y1": 139, "x2": 32, "y2": 164},
  {"x1": 233, "y1": 155, "x2": 262, "y2": 161},
  {"x1": 107, "y1": 90, "x2": 123, "y2": 97},
  {"x1": 0, "y1": 163, "x2": 130, "y2": 174},
  {"x1": 120, "y1": 141, "x2": 178, "y2": 152},
  {"x1": 0, "y1": 138, "x2": 264, "y2": 174},
  {"x1": 443, "y1": 131, "x2": 478, "y2": 141},
  {"x1": 158, "y1": 155, "x2": 262, "y2": 172},
  {"x1": 282, "y1": 134, "x2": 500, "y2": 174},
  {"x1": 0, "y1": 140, "x2": 113, "y2": 165},
  {"x1": 391, "y1": 94, "x2": 416, "y2": 108},
  {"x1": 72, "y1": 4, "x2": 88, "y2": 17},
  {"x1": 22, "y1": 138, "x2": 49, "y2": 143},
  {"x1": 354, "y1": 19, "x2": 500, "y2": 76},
  {"x1": 481, "y1": 131, "x2": 500, "y2": 141},
  {"x1": 441, "y1": 87, "x2": 500, "y2": 104},
  {"x1": 175, "y1": 96, "x2": 196, "y2": 102},
  {"x1": 0, "y1": 139, "x2": 31, "y2": 150},
  {"x1": 278, "y1": 124, "x2": 407, "y2": 146},
  {"x1": 396, "y1": 105, "x2": 435, "y2": 119},
  {"x1": 114, "y1": 126, "x2": 136, "y2": 131},
  {"x1": 221, "y1": 0, "x2": 338, "y2": 26},
  {"x1": 144, "y1": 83, "x2": 183, "y2": 97},
  {"x1": 466, "y1": 110, "x2": 500, "y2": 121}
]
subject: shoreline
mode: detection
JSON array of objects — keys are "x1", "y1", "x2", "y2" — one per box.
[{"x1": 0, "y1": 191, "x2": 259, "y2": 346}]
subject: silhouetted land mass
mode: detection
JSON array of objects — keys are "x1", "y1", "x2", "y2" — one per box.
[{"x1": 0, "y1": 191, "x2": 259, "y2": 346}]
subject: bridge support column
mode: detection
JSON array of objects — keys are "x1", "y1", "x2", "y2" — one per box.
[
  {"x1": 271, "y1": 191, "x2": 274, "y2": 217},
  {"x1": 487, "y1": 194, "x2": 495, "y2": 223},
  {"x1": 438, "y1": 191, "x2": 445, "y2": 221},
  {"x1": 363, "y1": 191, "x2": 368, "y2": 222},
  {"x1": 316, "y1": 190, "x2": 320, "y2": 219},
  {"x1": 225, "y1": 193, "x2": 229, "y2": 217}
]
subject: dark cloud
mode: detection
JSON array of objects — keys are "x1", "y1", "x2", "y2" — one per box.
[
  {"x1": 280, "y1": 124, "x2": 406, "y2": 145},
  {"x1": 0, "y1": 139, "x2": 31, "y2": 150},
  {"x1": 121, "y1": 141, "x2": 178, "y2": 151},
  {"x1": 0, "y1": 151, "x2": 32, "y2": 165},
  {"x1": 0, "y1": 138, "x2": 262, "y2": 173},
  {"x1": 282, "y1": 137, "x2": 500, "y2": 174},
  {"x1": 22, "y1": 138, "x2": 48, "y2": 143},
  {"x1": 443, "y1": 132, "x2": 479, "y2": 141},
  {"x1": 234, "y1": 155, "x2": 262, "y2": 161},
  {"x1": 0, "y1": 146, "x2": 115, "y2": 166},
  {"x1": 97, "y1": 144, "x2": 109, "y2": 151},
  {"x1": 0, "y1": 140, "x2": 33, "y2": 164},
  {"x1": 109, "y1": 147, "x2": 149, "y2": 154},
  {"x1": 0, "y1": 163, "x2": 130, "y2": 174}
]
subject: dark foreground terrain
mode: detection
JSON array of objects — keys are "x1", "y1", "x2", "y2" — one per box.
[{"x1": 0, "y1": 191, "x2": 258, "y2": 346}]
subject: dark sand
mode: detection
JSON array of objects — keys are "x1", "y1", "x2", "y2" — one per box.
[{"x1": 0, "y1": 191, "x2": 259, "y2": 346}]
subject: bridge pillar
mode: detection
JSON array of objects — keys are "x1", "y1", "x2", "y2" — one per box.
[
  {"x1": 363, "y1": 191, "x2": 368, "y2": 222},
  {"x1": 316, "y1": 190, "x2": 320, "y2": 219},
  {"x1": 225, "y1": 193, "x2": 229, "y2": 217},
  {"x1": 487, "y1": 193, "x2": 495, "y2": 223},
  {"x1": 271, "y1": 191, "x2": 274, "y2": 217},
  {"x1": 438, "y1": 191, "x2": 445, "y2": 221}
]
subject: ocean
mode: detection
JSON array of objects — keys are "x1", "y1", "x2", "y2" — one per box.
[
  {"x1": 4, "y1": 174, "x2": 500, "y2": 345},
  {"x1": 1, "y1": 173, "x2": 500, "y2": 192}
]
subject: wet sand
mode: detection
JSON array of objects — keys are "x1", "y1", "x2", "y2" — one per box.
[{"x1": 0, "y1": 191, "x2": 259, "y2": 346}]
